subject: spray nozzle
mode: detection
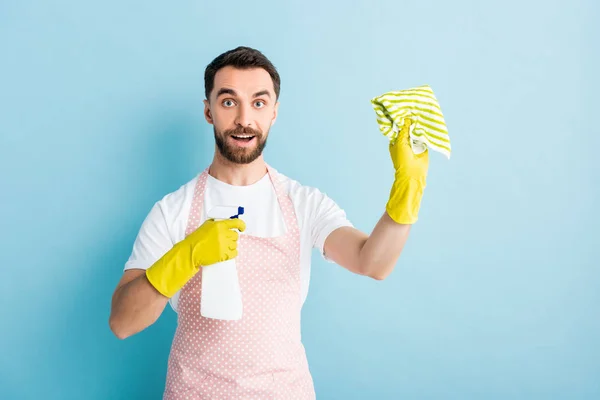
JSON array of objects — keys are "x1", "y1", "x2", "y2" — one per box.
[{"x1": 229, "y1": 206, "x2": 245, "y2": 219}]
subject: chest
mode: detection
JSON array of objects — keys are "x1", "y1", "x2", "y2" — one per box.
[{"x1": 203, "y1": 184, "x2": 287, "y2": 237}]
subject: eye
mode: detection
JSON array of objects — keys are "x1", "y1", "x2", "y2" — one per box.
[
  {"x1": 222, "y1": 99, "x2": 235, "y2": 107},
  {"x1": 255, "y1": 100, "x2": 266, "y2": 108}
]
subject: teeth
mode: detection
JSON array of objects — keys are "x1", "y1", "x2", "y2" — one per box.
[{"x1": 233, "y1": 135, "x2": 254, "y2": 139}]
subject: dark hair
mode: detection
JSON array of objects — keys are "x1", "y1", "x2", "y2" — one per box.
[{"x1": 204, "y1": 46, "x2": 281, "y2": 102}]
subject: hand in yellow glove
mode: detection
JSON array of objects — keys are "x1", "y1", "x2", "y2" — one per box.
[
  {"x1": 386, "y1": 117, "x2": 429, "y2": 224},
  {"x1": 146, "y1": 218, "x2": 246, "y2": 298}
]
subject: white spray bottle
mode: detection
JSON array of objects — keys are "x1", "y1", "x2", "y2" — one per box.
[{"x1": 201, "y1": 205, "x2": 245, "y2": 320}]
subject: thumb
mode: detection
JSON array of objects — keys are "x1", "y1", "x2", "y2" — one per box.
[
  {"x1": 220, "y1": 217, "x2": 246, "y2": 232},
  {"x1": 396, "y1": 117, "x2": 412, "y2": 143}
]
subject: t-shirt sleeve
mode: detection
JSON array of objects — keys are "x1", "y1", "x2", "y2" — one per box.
[
  {"x1": 124, "y1": 201, "x2": 174, "y2": 271},
  {"x1": 309, "y1": 189, "x2": 354, "y2": 263}
]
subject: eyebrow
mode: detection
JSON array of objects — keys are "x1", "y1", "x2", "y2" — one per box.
[{"x1": 216, "y1": 88, "x2": 271, "y2": 99}]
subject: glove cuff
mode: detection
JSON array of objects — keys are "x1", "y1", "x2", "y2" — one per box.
[
  {"x1": 145, "y1": 241, "x2": 197, "y2": 298},
  {"x1": 386, "y1": 176, "x2": 426, "y2": 224}
]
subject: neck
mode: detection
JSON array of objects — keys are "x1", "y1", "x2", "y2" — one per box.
[{"x1": 209, "y1": 151, "x2": 268, "y2": 186}]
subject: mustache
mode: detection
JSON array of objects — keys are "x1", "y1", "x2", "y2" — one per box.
[{"x1": 224, "y1": 126, "x2": 262, "y2": 137}]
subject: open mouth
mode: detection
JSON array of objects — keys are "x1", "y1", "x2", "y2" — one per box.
[
  {"x1": 230, "y1": 135, "x2": 256, "y2": 146},
  {"x1": 231, "y1": 135, "x2": 255, "y2": 142}
]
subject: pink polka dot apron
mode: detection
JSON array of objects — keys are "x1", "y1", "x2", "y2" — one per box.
[{"x1": 163, "y1": 164, "x2": 316, "y2": 399}]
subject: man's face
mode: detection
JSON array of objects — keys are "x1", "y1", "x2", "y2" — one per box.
[{"x1": 204, "y1": 66, "x2": 279, "y2": 164}]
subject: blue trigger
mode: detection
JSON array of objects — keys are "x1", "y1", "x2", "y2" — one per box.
[{"x1": 229, "y1": 206, "x2": 245, "y2": 219}]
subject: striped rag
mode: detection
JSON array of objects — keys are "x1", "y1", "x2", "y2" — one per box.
[{"x1": 370, "y1": 85, "x2": 451, "y2": 159}]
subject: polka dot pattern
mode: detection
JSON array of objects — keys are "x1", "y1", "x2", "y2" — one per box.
[{"x1": 163, "y1": 164, "x2": 316, "y2": 399}]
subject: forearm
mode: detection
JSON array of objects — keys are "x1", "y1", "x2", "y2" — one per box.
[
  {"x1": 359, "y1": 211, "x2": 411, "y2": 280},
  {"x1": 109, "y1": 272, "x2": 169, "y2": 339}
]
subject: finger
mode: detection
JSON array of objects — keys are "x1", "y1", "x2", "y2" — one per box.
[
  {"x1": 225, "y1": 230, "x2": 239, "y2": 240},
  {"x1": 221, "y1": 218, "x2": 246, "y2": 232},
  {"x1": 396, "y1": 117, "x2": 412, "y2": 144},
  {"x1": 191, "y1": 218, "x2": 215, "y2": 235},
  {"x1": 227, "y1": 249, "x2": 238, "y2": 259}
]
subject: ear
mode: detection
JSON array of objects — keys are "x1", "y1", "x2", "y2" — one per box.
[
  {"x1": 203, "y1": 99, "x2": 214, "y2": 125},
  {"x1": 271, "y1": 101, "x2": 279, "y2": 127}
]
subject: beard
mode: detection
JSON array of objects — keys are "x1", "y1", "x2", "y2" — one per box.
[{"x1": 214, "y1": 125, "x2": 268, "y2": 164}]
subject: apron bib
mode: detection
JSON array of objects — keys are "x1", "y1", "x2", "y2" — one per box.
[{"x1": 163, "y1": 164, "x2": 316, "y2": 399}]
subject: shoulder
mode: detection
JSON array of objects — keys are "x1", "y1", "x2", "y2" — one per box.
[
  {"x1": 273, "y1": 168, "x2": 353, "y2": 259},
  {"x1": 157, "y1": 173, "x2": 198, "y2": 212},
  {"x1": 152, "y1": 173, "x2": 199, "y2": 241},
  {"x1": 274, "y1": 169, "x2": 347, "y2": 226},
  {"x1": 275, "y1": 170, "x2": 327, "y2": 205}
]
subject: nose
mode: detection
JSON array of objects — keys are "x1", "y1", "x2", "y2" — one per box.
[{"x1": 235, "y1": 103, "x2": 253, "y2": 129}]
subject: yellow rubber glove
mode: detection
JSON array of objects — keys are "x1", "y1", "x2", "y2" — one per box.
[
  {"x1": 386, "y1": 118, "x2": 429, "y2": 224},
  {"x1": 146, "y1": 218, "x2": 246, "y2": 298}
]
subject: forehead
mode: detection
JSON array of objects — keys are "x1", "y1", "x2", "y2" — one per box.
[{"x1": 212, "y1": 66, "x2": 274, "y2": 97}]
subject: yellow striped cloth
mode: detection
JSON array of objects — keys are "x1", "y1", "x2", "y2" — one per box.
[{"x1": 370, "y1": 85, "x2": 451, "y2": 159}]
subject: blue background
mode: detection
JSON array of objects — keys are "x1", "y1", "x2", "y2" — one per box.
[{"x1": 1, "y1": 1, "x2": 598, "y2": 399}]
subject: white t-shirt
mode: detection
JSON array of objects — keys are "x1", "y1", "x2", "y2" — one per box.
[{"x1": 124, "y1": 168, "x2": 354, "y2": 312}]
